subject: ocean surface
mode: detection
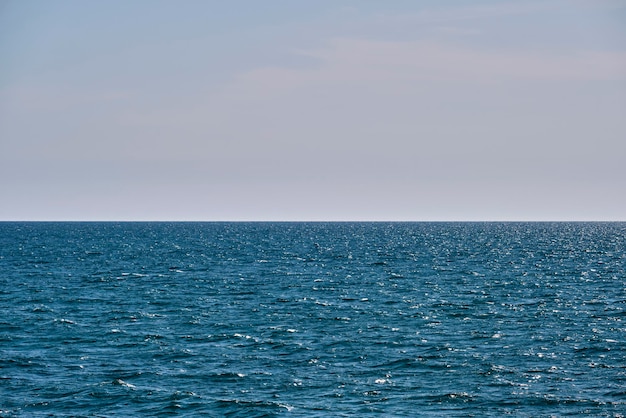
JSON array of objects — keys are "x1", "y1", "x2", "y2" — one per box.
[{"x1": 1, "y1": 222, "x2": 625, "y2": 417}]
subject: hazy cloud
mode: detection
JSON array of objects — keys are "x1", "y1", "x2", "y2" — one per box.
[{"x1": 0, "y1": 0, "x2": 624, "y2": 220}]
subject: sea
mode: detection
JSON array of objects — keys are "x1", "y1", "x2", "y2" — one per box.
[{"x1": 1, "y1": 222, "x2": 625, "y2": 417}]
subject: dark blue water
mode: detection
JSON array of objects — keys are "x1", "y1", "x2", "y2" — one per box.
[{"x1": 1, "y1": 222, "x2": 625, "y2": 416}]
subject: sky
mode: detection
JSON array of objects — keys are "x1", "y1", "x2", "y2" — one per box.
[{"x1": 1, "y1": 0, "x2": 625, "y2": 221}]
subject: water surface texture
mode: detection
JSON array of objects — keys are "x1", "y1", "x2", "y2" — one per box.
[{"x1": 1, "y1": 222, "x2": 625, "y2": 416}]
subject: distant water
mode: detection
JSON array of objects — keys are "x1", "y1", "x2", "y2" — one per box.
[{"x1": 1, "y1": 222, "x2": 625, "y2": 416}]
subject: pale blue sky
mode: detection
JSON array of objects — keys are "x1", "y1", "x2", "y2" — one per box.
[{"x1": 1, "y1": 0, "x2": 625, "y2": 220}]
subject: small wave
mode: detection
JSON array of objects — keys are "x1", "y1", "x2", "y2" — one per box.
[
  {"x1": 427, "y1": 392, "x2": 474, "y2": 403},
  {"x1": 215, "y1": 399, "x2": 293, "y2": 412},
  {"x1": 112, "y1": 378, "x2": 136, "y2": 389},
  {"x1": 373, "y1": 358, "x2": 416, "y2": 370},
  {"x1": 208, "y1": 372, "x2": 247, "y2": 382}
]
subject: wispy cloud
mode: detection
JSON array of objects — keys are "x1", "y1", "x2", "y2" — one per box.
[
  {"x1": 226, "y1": 38, "x2": 626, "y2": 100},
  {"x1": 374, "y1": 1, "x2": 552, "y2": 25}
]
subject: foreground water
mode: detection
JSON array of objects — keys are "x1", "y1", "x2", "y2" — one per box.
[{"x1": 1, "y1": 222, "x2": 625, "y2": 416}]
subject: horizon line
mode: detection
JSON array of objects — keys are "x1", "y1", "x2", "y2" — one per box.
[{"x1": 1, "y1": 219, "x2": 624, "y2": 223}]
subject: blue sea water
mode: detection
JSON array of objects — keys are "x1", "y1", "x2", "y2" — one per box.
[{"x1": 1, "y1": 222, "x2": 625, "y2": 417}]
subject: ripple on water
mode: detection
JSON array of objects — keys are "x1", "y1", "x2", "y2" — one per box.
[{"x1": 1, "y1": 222, "x2": 625, "y2": 416}]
